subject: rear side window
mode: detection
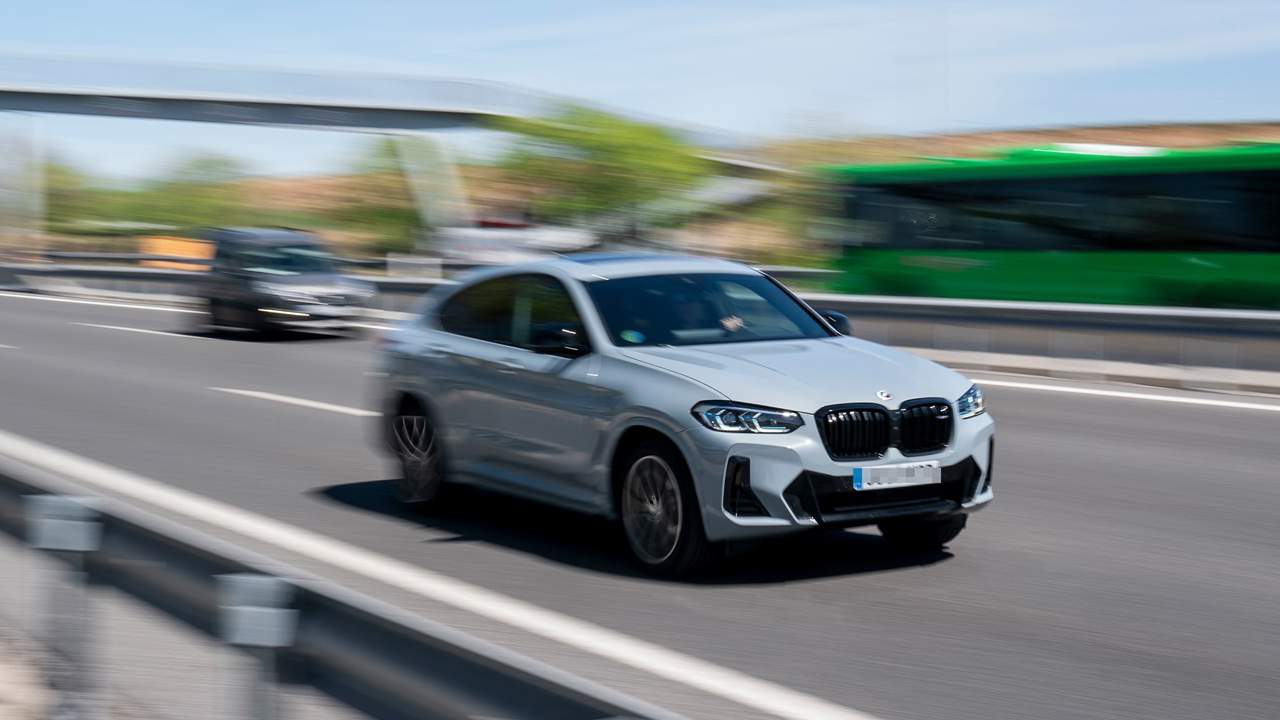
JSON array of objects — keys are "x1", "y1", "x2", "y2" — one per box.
[
  {"x1": 212, "y1": 243, "x2": 240, "y2": 271},
  {"x1": 511, "y1": 274, "x2": 588, "y2": 350},
  {"x1": 438, "y1": 276, "x2": 519, "y2": 344}
]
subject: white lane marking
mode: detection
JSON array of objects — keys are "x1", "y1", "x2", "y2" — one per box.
[
  {"x1": 0, "y1": 291, "x2": 201, "y2": 313},
  {"x1": 209, "y1": 387, "x2": 381, "y2": 418},
  {"x1": 74, "y1": 322, "x2": 206, "y2": 340},
  {"x1": 0, "y1": 429, "x2": 877, "y2": 720},
  {"x1": 0, "y1": 291, "x2": 391, "y2": 330},
  {"x1": 973, "y1": 377, "x2": 1280, "y2": 413},
  {"x1": 0, "y1": 344, "x2": 15, "y2": 349}
]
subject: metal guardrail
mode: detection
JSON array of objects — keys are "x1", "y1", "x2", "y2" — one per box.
[
  {"x1": 41, "y1": 252, "x2": 387, "y2": 268},
  {"x1": 7, "y1": 262, "x2": 1280, "y2": 370},
  {"x1": 0, "y1": 458, "x2": 671, "y2": 720},
  {"x1": 12, "y1": 262, "x2": 1278, "y2": 330},
  {"x1": 798, "y1": 292, "x2": 1280, "y2": 335},
  {"x1": 34, "y1": 252, "x2": 835, "y2": 282}
]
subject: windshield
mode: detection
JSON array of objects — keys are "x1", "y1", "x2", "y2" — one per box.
[
  {"x1": 585, "y1": 273, "x2": 831, "y2": 347},
  {"x1": 242, "y1": 244, "x2": 338, "y2": 275}
]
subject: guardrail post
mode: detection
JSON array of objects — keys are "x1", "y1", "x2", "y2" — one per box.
[
  {"x1": 219, "y1": 574, "x2": 297, "y2": 720},
  {"x1": 26, "y1": 495, "x2": 103, "y2": 720}
]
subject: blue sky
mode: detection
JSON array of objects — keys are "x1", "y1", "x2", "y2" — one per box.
[{"x1": 3, "y1": 0, "x2": 1279, "y2": 179}]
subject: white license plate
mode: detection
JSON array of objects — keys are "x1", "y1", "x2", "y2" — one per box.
[
  {"x1": 303, "y1": 305, "x2": 352, "y2": 317},
  {"x1": 852, "y1": 461, "x2": 941, "y2": 491}
]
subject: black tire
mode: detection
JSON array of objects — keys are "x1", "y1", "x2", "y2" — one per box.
[
  {"x1": 389, "y1": 409, "x2": 445, "y2": 506},
  {"x1": 878, "y1": 514, "x2": 967, "y2": 550},
  {"x1": 617, "y1": 439, "x2": 717, "y2": 576},
  {"x1": 206, "y1": 298, "x2": 230, "y2": 333},
  {"x1": 251, "y1": 312, "x2": 278, "y2": 339}
]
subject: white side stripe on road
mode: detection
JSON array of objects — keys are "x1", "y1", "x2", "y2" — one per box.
[
  {"x1": 0, "y1": 291, "x2": 391, "y2": 328},
  {"x1": 209, "y1": 387, "x2": 381, "y2": 417},
  {"x1": 0, "y1": 427, "x2": 879, "y2": 720},
  {"x1": 74, "y1": 322, "x2": 206, "y2": 339},
  {"x1": 0, "y1": 290, "x2": 201, "y2": 313},
  {"x1": 0, "y1": 344, "x2": 15, "y2": 349},
  {"x1": 973, "y1": 377, "x2": 1280, "y2": 412}
]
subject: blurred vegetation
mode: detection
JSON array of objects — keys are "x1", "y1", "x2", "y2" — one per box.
[
  {"x1": 38, "y1": 111, "x2": 844, "y2": 265},
  {"x1": 41, "y1": 143, "x2": 423, "y2": 255},
  {"x1": 329, "y1": 137, "x2": 420, "y2": 255},
  {"x1": 44, "y1": 152, "x2": 254, "y2": 233},
  {"x1": 490, "y1": 106, "x2": 711, "y2": 224}
]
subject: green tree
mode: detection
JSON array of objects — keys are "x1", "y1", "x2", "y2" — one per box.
[
  {"x1": 42, "y1": 159, "x2": 92, "y2": 225},
  {"x1": 491, "y1": 106, "x2": 710, "y2": 224},
  {"x1": 128, "y1": 152, "x2": 252, "y2": 227}
]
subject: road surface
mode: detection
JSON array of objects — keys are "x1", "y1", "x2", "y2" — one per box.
[{"x1": 0, "y1": 291, "x2": 1276, "y2": 720}]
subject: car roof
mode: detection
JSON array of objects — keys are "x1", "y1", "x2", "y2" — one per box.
[
  {"x1": 503, "y1": 252, "x2": 760, "y2": 281},
  {"x1": 204, "y1": 227, "x2": 320, "y2": 247}
]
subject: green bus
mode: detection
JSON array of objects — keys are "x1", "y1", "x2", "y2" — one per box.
[{"x1": 824, "y1": 143, "x2": 1280, "y2": 308}]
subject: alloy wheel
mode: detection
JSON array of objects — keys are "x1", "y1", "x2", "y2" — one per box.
[
  {"x1": 392, "y1": 414, "x2": 439, "y2": 503},
  {"x1": 621, "y1": 455, "x2": 684, "y2": 564}
]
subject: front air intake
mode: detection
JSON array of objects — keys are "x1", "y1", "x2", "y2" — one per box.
[{"x1": 724, "y1": 456, "x2": 768, "y2": 516}]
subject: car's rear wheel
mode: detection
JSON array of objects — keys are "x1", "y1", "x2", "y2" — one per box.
[
  {"x1": 878, "y1": 514, "x2": 967, "y2": 550},
  {"x1": 391, "y1": 412, "x2": 444, "y2": 505},
  {"x1": 618, "y1": 440, "x2": 715, "y2": 575}
]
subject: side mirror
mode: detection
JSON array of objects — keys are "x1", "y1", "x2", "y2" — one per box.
[
  {"x1": 529, "y1": 323, "x2": 590, "y2": 359},
  {"x1": 817, "y1": 309, "x2": 854, "y2": 335}
]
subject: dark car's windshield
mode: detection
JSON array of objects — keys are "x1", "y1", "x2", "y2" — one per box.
[
  {"x1": 242, "y1": 244, "x2": 338, "y2": 275},
  {"x1": 586, "y1": 273, "x2": 831, "y2": 347}
]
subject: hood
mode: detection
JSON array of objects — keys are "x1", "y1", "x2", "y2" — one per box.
[{"x1": 620, "y1": 337, "x2": 971, "y2": 414}]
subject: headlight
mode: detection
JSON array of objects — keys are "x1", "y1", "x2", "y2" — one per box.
[
  {"x1": 691, "y1": 402, "x2": 804, "y2": 433},
  {"x1": 956, "y1": 384, "x2": 985, "y2": 419}
]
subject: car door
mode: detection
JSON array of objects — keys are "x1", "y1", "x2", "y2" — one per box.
[
  {"x1": 430, "y1": 274, "x2": 521, "y2": 476},
  {"x1": 207, "y1": 240, "x2": 252, "y2": 322},
  {"x1": 477, "y1": 274, "x2": 616, "y2": 507}
]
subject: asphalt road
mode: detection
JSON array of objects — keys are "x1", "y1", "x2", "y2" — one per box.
[{"x1": 0, "y1": 291, "x2": 1277, "y2": 720}]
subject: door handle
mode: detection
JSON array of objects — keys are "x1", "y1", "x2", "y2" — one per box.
[{"x1": 420, "y1": 344, "x2": 450, "y2": 359}]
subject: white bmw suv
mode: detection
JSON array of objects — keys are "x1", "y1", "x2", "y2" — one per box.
[{"x1": 378, "y1": 253, "x2": 994, "y2": 574}]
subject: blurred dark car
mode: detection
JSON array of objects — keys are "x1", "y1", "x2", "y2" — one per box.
[{"x1": 198, "y1": 227, "x2": 373, "y2": 335}]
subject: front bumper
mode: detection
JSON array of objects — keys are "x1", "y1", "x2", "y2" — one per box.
[{"x1": 682, "y1": 411, "x2": 995, "y2": 542}]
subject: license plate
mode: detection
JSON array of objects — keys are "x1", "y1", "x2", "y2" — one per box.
[
  {"x1": 852, "y1": 461, "x2": 941, "y2": 491},
  {"x1": 303, "y1": 305, "x2": 351, "y2": 317}
]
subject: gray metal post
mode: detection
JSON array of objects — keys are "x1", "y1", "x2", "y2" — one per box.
[
  {"x1": 0, "y1": 111, "x2": 43, "y2": 262},
  {"x1": 390, "y1": 132, "x2": 474, "y2": 253},
  {"x1": 218, "y1": 573, "x2": 297, "y2": 720},
  {"x1": 26, "y1": 495, "x2": 103, "y2": 720}
]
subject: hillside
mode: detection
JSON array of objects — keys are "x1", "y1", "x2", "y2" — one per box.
[
  {"x1": 756, "y1": 121, "x2": 1280, "y2": 168},
  {"x1": 236, "y1": 122, "x2": 1280, "y2": 215}
]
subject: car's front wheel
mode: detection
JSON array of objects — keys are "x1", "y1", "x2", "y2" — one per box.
[
  {"x1": 878, "y1": 514, "x2": 967, "y2": 550},
  {"x1": 618, "y1": 440, "x2": 715, "y2": 575},
  {"x1": 207, "y1": 298, "x2": 231, "y2": 332},
  {"x1": 390, "y1": 411, "x2": 444, "y2": 505}
]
